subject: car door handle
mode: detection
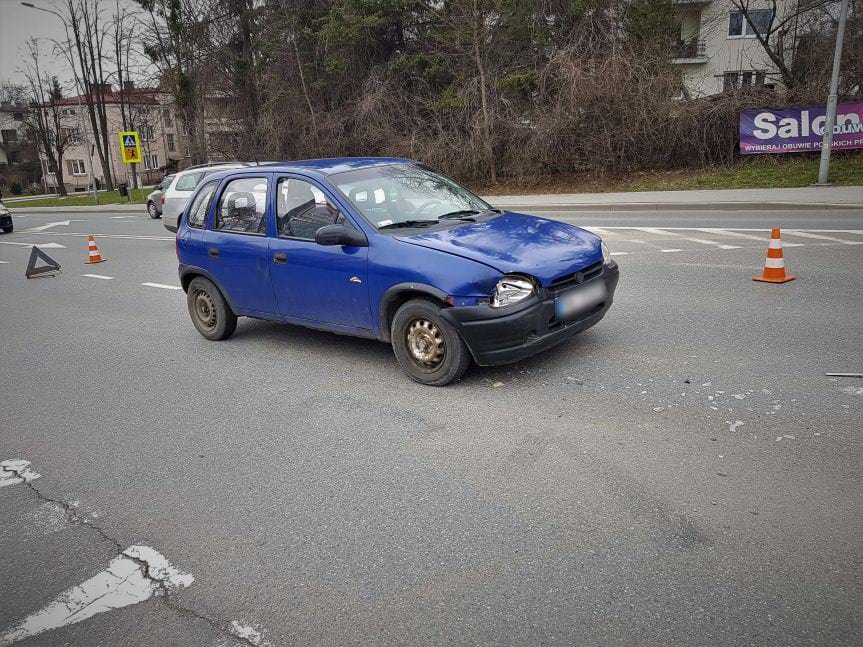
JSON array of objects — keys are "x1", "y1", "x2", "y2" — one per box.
[
  {"x1": 273, "y1": 252, "x2": 288, "y2": 264},
  {"x1": 208, "y1": 248, "x2": 220, "y2": 258}
]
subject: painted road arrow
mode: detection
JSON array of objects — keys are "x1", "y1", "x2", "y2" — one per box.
[
  {"x1": 25, "y1": 220, "x2": 86, "y2": 232},
  {"x1": 0, "y1": 241, "x2": 65, "y2": 249},
  {"x1": 0, "y1": 546, "x2": 194, "y2": 646}
]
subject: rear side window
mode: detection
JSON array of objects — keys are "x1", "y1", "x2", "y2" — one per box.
[
  {"x1": 215, "y1": 177, "x2": 268, "y2": 234},
  {"x1": 186, "y1": 181, "x2": 219, "y2": 229},
  {"x1": 175, "y1": 172, "x2": 204, "y2": 191}
]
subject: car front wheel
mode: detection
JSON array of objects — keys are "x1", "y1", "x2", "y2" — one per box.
[
  {"x1": 186, "y1": 277, "x2": 237, "y2": 341},
  {"x1": 391, "y1": 299, "x2": 472, "y2": 386},
  {"x1": 147, "y1": 201, "x2": 160, "y2": 219}
]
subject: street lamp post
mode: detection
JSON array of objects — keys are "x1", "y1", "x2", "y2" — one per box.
[{"x1": 816, "y1": 0, "x2": 851, "y2": 186}]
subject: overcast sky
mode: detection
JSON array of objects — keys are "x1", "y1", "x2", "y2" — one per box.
[{"x1": 0, "y1": 0, "x2": 140, "y2": 92}]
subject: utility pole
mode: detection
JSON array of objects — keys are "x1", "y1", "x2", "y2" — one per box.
[{"x1": 816, "y1": 0, "x2": 850, "y2": 185}]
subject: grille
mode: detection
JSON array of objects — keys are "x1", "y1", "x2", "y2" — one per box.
[{"x1": 549, "y1": 261, "x2": 603, "y2": 292}]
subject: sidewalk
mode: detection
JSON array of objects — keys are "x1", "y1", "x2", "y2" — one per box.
[{"x1": 483, "y1": 185, "x2": 863, "y2": 211}]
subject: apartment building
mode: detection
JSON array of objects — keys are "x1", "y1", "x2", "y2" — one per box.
[
  {"x1": 672, "y1": 0, "x2": 795, "y2": 97},
  {"x1": 0, "y1": 102, "x2": 40, "y2": 193},
  {"x1": 38, "y1": 86, "x2": 189, "y2": 193}
]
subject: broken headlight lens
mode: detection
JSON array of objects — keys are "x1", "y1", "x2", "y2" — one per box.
[{"x1": 490, "y1": 276, "x2": 534, "y2": 308}]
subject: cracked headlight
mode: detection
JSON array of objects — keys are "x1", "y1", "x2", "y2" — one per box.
[
  {"x1": 601, "y1": 241, "x2": 611, "y2": 265},
  {"x1": 490, "y1": 276, "x2": 534, "y2": 308}
]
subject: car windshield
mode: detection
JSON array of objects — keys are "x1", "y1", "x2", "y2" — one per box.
[{"x1": 332, "y1": 164, "x2": 491, "y2": 229}]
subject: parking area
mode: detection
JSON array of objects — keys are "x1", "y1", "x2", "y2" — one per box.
[{"x1": 1, "y1": 208, "x2": 861, "y2": 646}]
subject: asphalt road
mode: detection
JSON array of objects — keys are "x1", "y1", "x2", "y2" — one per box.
[{"x1": 1, "y1": 207, "x2": 861, "y2": 646}]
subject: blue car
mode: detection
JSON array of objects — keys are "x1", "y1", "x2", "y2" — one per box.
[{"x1": 176, "y1": 158, "x2": 619, "y2": 385}]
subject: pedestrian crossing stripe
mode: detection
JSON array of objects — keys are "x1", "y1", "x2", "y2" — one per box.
[{"x1": 118, "y1": 131, "x2": 141, "y2": 164}]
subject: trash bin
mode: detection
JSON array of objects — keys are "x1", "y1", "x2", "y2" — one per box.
[{"x1": 117, "y1": 183, "x2": 129, "y2": 197}]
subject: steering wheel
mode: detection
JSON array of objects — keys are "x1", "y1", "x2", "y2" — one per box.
[{"x1": 415, "y1": 200, "x2": 443, "y2": 217}]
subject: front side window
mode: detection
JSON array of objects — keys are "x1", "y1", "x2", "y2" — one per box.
[
  {"x1": 276, "y1": 178, "x2": 344, "y2": 239},
  {"x1": 215, "y1": 177, "x2": 268, "y2": 234},
  {"x1": 175, "y1": 171, "x2": 205, "y2": 191},
  {"x1": 187, "y1": 180, "x2": 218, "y2": 228},
  {"x1": 332, "y1": 164, "x2": 490, "y2": 229},
  {"x1": 729, "y1": 10, "x2": 773, "y2": 37}
]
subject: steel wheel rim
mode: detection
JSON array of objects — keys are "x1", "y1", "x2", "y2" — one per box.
[
  {"x1": 193, "y1": 289, "x2": 218, "y2": 331},
  {"x1": 405, "y1": 318, "x2": 445, "y2": 371},
  {"x1": 148, "y1": 203, "x2": 157, "y2": 216}
]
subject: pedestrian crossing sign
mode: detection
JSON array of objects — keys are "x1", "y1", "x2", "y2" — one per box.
[{"x1": 119, "y1": 131, "x2": 142, "y2": 164}]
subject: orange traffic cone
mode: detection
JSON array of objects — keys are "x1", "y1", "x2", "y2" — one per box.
[
  {"x1": 753, "y1": 228, "x2": 794, "y2": 283},
  {"x1": 84, "y1": 234, "x2": 106, "y2": 264}
]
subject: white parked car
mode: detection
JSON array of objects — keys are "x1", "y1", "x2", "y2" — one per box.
[{"x1": 160, "y1": 163, "x2": 251, "y2": 232}]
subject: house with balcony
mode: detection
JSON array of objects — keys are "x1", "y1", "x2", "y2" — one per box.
[{"x1": 672, "y1": 0, "x2": 794, "y2": 97}]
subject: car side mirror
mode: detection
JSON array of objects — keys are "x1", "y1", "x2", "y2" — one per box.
[{"x1": 315, "y1": 224, "x2": 367, "y2": 247}]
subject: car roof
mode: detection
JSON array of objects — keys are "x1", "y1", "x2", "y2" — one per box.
[{"x1": 199, "y1": 157, "x2": 415, "y2": 183}]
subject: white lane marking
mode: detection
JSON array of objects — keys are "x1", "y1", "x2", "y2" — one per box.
[
  {"x1": 25, "y1": 219, "x2": 86, "y2": 232},
  {"x1": 0, "y1": 459, "x2": 41, "y2": 488},
  {"x1": 0, "y1": 545, "x2": 194, "y2": 646},
  {"x1": 25, "y1": 232, "x2": 173, "y2": 241},
  {"x1": 83, "y1": 273, "x2": 114, "y2": 280},
  {"x1": 110, "y1": 215, "x2": 138, "y2": 219},
  {"x1": 584, "y1": 227, "x2": 863, "y2": 233},
  {"x1": 660, "y1": 248, "x2": 683, "y2": 253},
  {"x1": 582, "y1": 226, "x2": 613, "y2": 237},
  {"x1": 679, "y1": 236, "x2": 740, "y2": 250},
  {"x1": 0, "y1": 241, "x2": 65, "y2": 249},
  {"x1": 636, "y1": 227, "x2": 681, "y2": 237},
  {"x1": 783, "y1": 230, "x2": 863, "y2": 245},
  {"x1": 142, "y1": 282, "x2": 182, "y2": 290},
  {"x1": 610, "y1": 252, "x2": 629, "y2": 256},
  {"x1": 693, "y1": 227, "x2": 809, "y2": 245},
  {"x1": 0, "y1": 260, "x2": 8, "y2": 264}
]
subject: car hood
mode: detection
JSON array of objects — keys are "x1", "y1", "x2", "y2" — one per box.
[{"x1": 396, "y1": 212, "x2": 602, "y2": 285}]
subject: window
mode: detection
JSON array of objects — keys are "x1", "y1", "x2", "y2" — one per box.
[
  {"x1": 216, "y1": 177, "x2": 268, "y2": 234},
  {"x1": 141, "y1": 125, "x2": 155, "y2": 141},
  {"x1": 162, "y1": 108, "x2": 173, "y2": 128},
  {"x1": 1, "y1": 129, "x2": 17, "y2": 144},
  {"x1": 332, "y1": 164, "x2": 489, "y2": 229},
  {"x1": 166, "y1": 133, "x2": 175, "y2": 152},
  {"x1": 66, "y1": 159, "x2": 86, "y2": 175},
  {"x1": 187, "y1": 180, "x2": 218, "y2": 229},
  {"x1": 61, "y1": 127, "x2": 80, "y2": 144},
  {"x1": 277, "y1": 178, "x2": 344, "y2": 239},
  {"x1": 143, "y1": 153, "x2": 159, "y2": 170},
  {"x1": 175, "y1": 171, "x2": 205, "y2": 191},
  {"x1": 13, "y1": 112, "x2": 24, "y2": 120},
  {"x1": 729, "y1": 10, "x2": 773, "y2": 37},
  {"x1": 61, "y1": 108, "x2": 76, "y2": 116}
]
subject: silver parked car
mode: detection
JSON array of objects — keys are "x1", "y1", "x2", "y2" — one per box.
[
  {"x1": 146, "y1": 174, "x2": 174, "y2": 219},
  {"x1": 161, "y1": 163, "x2": 250, "y2": 232}
]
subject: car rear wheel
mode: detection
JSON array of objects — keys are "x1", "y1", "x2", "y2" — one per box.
[
  {"x1": 1, "y1": 225, "x2": 11, "y2": 234},
  {"x1": 187, "y1": 277, "x2": 237, "y2": 341},
  {"x1": 391, "y1": 299, "x2": 471, "y2": 386},
  {"x1": 147, "y1": 201, "x2": 160, "y2": 219}
]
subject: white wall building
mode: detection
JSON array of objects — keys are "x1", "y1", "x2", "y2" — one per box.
[{"x1": 672, "y1": 0, "x2": 795, "y2": 97}]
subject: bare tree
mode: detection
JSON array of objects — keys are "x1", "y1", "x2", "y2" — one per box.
[
  {"x1": 20, "y1": 39, "x2": 73, "y2": 196},
  {"x1": 730, "y1": 0, "x2": 837, "y2": 95}
]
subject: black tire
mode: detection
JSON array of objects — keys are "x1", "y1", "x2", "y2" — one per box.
[
  {"x1": 1, "y1": 225, "x2": 11, "y2": 234},
  {"x1": 391, "y1": 299, "x2": 472, "y2": 386},
  {"x1": 147, "y1": 201, "x2": 160, "y2": 219},
  {"x1": 186, "y1": 277, "x2": 237, "y2": 341}
]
